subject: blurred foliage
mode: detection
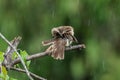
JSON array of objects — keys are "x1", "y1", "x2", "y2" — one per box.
[{"x1": 0, "y1": 0, "x2": 120, "y2": 80}]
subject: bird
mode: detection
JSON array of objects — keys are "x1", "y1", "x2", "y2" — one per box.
[{"x1": 42, "y1": 26, "x2": 78, "y2": 60}]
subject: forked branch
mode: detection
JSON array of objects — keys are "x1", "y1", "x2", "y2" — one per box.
[{"x1": 0, "y1": 33, "x2": 33, "y2": 80}]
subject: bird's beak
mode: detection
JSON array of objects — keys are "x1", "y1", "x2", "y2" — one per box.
[{"x1": 59, "y1": 33, "x2": 63, "y2": 37}]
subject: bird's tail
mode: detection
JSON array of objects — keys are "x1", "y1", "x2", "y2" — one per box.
[{"x1": 45, "y1": 38, "x2": 66, "y2": 60}]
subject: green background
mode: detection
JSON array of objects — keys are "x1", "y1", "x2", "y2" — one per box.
[{"x1": 0, "y1": 0, "x2": 120, "y2": 80}]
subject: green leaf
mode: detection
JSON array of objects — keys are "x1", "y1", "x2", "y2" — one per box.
[
  {"x1": 0, "y1": 66, "x2": 8, "y2": 80},
  {"x1": 0, "y1": 52, "x2": 4, "y2": 62},
  {"x1": 0, "y1": 72, "x2": 4, "y2": 79},
  {"x1": 20, "y1": 50, "x2": 31, "y2": 68},
  {"x1": 26, "y1": 60, "x2": 31, "y2": 68},
  {"x1": 15, "y1": 64, "x2": 20, "y2": 68},
  {"x1": 2, "y1": 66, "x2": 7, "y2": 77},
  {"x1": 20, "y1": 50, "x2": 27, "y2": 61},
  {"x1": 6, "y1": 75, "x2": 9, "y2": 80},
  {"x1": 12, "y1": 52, "x2": 18, "y2": 60}
]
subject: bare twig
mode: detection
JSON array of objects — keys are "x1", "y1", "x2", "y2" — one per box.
[
  {"x1": 2, "y1": 37, "x2": 21, "y2": 68},
  {"x1": 8, "y1": 67, "x2": 46, "y2": 80},
  {"x1": 0, "y1": 33, "x2": 34, "y2": 80},
  {"x1": 12, "y1": 44, "x2": 85, "y2": 65}
]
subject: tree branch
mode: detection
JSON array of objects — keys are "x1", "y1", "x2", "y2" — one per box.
[
  {"x1": 0, "y1": 33, "x2": 34, "y2": 80},
  {"x1": 12, "y1": 44, "x2": 85, "y2": 65},
  {"x1": 0, "y1": 33, "x2": 85, "y2": 80},
  {"x1": 8, "y1": 67, "x2": 46, "y2": 80}
]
